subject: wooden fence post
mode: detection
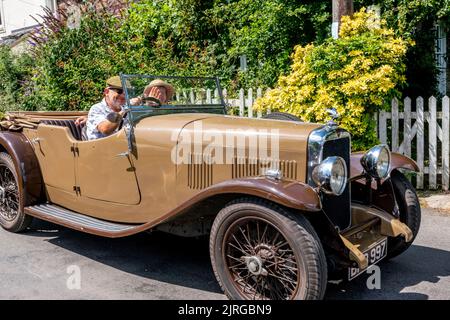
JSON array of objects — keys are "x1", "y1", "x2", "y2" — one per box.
[
  {"x1": 391, "y1": 98, "x2": 399, "y2": 152},
  {"x1": 247, "y1": 88, "x2": 253, "y2": 118},
  {"x1": 206, "y1": 89, "x2": 212, "y2": 104},
  {"x1": 239, "y1": 88, "x2": 245, "y2": 117},
  {"x1": 256, "y1": 88, "x2": 263, "y2": 118},
  {"x1": 379, "y1": 111, "x2": 387, "y2": 144},
  {"x1": 404, "y1": 97, "x2": 412, "y2": 157},
  {"x1": 223, "y1": 88, "x2": 228, "y2": 106},
  {"x1": 429, "y1": 96, "x2": 437, "y2": 189},
  {"x1": 443, "y1": 96, "x2": 450, "y2": 191},
  {"x1": 416, "y1": 97, "x2": 424, "y2": 189}
]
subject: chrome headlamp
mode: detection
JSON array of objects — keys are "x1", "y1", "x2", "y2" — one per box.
[
  {"x1": 312, "y1": 156, "x2": 347, "y2": 196},
  {"x1": 360, "y1": 144, "x2": 391, "y2": 179}
]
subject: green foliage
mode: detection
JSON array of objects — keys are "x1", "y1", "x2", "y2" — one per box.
[
  {"x1": 25, "y1": 0, "x2": 224, "y2": 110},
  {"x1": 208, "y1": 0, "x2": 331, "y2": 89},
  {"x1": 1, "y1": 0, "x2": 446, "y2": 112},
  {"x1": 355, "y1": 0, "x2": 450, "y2": 96},
  {"x1": 254, "y1": 9, "x2": 410, "y2": 151},
  {"x1": 0, "y1": 46, "x2": 34, "y2": 112},
  {"x1": 16, "y1": 0, "x2": 333, "y2": 111}
]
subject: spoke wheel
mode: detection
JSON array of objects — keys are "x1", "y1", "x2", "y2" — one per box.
[
  {"x1": 0, "y1": 152, "x2": 32, "y2": 232},
  {"x1": 224, "y1": 217, "x2": 300, "y2": 299},
  {"x1": 0, "y1": 164, "x2": 20, "y2": 222},
  {"x1": 210, "y1": 198, "x2": 327, "y2": 300}
]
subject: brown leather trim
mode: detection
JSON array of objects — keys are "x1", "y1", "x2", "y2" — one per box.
[
  {"x1": 0, "y1": 132, "x2": 45, "y2": 206},
  {"x1": 6, "y1": 111, "x2": 88, "y2": 120},
  {"x1": 350, "y1": 151, "x2": 419, "y2": 178},
  {"x1": 26, "y1": 177, "x2": 321, "y2": 238}
]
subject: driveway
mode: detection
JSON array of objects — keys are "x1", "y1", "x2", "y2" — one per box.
[{"x1": 0, "y1": 207, "x2": 449, "y2": 300}]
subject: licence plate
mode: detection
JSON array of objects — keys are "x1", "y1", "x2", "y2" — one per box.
[{"x1": 348, "y1": 237, "x2": 387, "y2": 280}]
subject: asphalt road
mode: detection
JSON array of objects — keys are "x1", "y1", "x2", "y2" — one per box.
[{"x1": 0, "y1": 207, "x2": 449, "y2": 300}]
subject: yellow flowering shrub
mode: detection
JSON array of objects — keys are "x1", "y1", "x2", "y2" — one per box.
[{"x1": 254, "y1": 9, "x2": 410, "y2": 150}]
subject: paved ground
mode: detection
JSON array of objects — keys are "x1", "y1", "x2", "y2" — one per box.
[{"x1": 0, "y1": 207, "x2": 449, "y2": 300}]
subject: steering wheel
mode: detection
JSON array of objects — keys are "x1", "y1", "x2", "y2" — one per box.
[{"x1": 142, "y1": 96, "x2": 162, "y2": 107}]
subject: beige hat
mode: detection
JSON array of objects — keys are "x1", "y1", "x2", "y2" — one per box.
[
  {"x1": 144, "y1": 79, "x2": 175, "y2": 100},
  {"x1": 106, "y1": 76, "x2": 123, "y2": 89}
]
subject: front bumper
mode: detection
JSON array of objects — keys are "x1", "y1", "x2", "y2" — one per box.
[{"x1": 339, "y1": 203, "x2": 413, "y2": 270}]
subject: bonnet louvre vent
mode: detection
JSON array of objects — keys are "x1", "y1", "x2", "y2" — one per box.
[
  {"x1": 232, "y1": 157, "x2": 297, "y2": 180},
  {"x1": 188, "y1": 153, "x2": 213, "y2": 189}
]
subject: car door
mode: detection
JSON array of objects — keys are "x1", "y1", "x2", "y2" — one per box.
[
  {"x1": 75, "y1": 129, "x2": 141, "y2": 205},
  {"x1": 33, "y1": 125, "x2": 76, "y2": 195}
]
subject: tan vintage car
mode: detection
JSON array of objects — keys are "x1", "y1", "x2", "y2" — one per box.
[{"x1": 0, "y1": 74, "x2": 420, "y2": 300}]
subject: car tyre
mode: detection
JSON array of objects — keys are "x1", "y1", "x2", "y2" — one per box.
[
  {"x1": 210, "y1": 198, "x2": 327, "y2": 300},
  {"x1": 0, "y1": 152, "x2": 32, "y2": 232},
  {"x1": 386, "y1": 170, "x2": 421, "y2": 259}
]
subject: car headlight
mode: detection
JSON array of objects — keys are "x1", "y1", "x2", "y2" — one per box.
[
  {"x1": 360, "y1": 144, "x2": 391, "y2": 179},
  {"x1": 312, "y1": 156, "x2": 347, "y2": 196}
]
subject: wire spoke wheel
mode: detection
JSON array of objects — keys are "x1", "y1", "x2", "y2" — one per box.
[
  {"x1": 0, "y1": 164, "x2": 19, "y2": 222},
  {"x1": 0, "y1": 152, "x2": 32, "y2": 232},
  {"x1": 210, "y1": 199, "x2": 327, "y2": 300},
  {"x1": 224, "y1": 217, "x2": 299, "y2": 300}
]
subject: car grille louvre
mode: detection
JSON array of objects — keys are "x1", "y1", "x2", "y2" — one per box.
[
  {"x1": 232, "y1": 157, "x2": 297, "y2": 180},
  {"x1": 188, "y1": 153, "x2": 213, "y2": 189}
]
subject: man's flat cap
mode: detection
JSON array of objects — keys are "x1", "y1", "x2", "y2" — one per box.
[{"x1": 106, "y1": 76, "x2": 123, "y2": 89}]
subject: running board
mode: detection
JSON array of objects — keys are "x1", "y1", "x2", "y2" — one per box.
[{"x1": 25, "y1": 204, "x2": 148, "y2": 238}]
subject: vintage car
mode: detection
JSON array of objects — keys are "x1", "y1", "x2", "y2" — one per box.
[{"x1": 0, "y1": 74, "x2": 420, "y2": 300}]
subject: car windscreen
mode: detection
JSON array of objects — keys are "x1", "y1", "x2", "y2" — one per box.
[{"x1": 120, "y1": 74, "x2": 226, "y2": 123}]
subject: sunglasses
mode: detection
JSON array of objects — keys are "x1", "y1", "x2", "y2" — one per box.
[{"x1": 109, "y1": 88, "x2": 124, "y2": 95}]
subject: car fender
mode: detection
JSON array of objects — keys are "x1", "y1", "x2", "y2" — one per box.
[
  {"x1": 350, "y1": 151, "x2": 419, "y2": 178},
  {"x1": 183, "y1": 177, "x2": 322, "y2": 212},
  {"x1": 0, "y1": 131, "x2": 44, "y2": 205}
]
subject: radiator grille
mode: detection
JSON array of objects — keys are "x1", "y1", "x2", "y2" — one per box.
[{"x1": 321, "y1": 137, "x2": 351, "y2": 230}]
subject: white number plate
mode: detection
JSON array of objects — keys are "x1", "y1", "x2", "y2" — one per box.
[{"x1": 348, "y1": 237, "x2": 387, "y2": 280}]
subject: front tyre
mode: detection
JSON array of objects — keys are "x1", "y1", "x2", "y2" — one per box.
[
  {"x1": 210, "y1": 198, "x2": 327, "y2": 300},
  {"x1": 0, "y1": 152, "x2": 32, "y2": 232},
  {"x1": 387, "y1": 170, "x2": 421, "y2": 259}
]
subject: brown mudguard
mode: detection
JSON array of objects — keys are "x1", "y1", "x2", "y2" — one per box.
[
  {"x1": 0, "y1": 132, "x2": 44, "y2": 205},
  {"x1": 185, "y1": 177, "x2": 322, "y2": 212},
  {"x1": 350, "y1": 151, "x2": 419, "y2": 178},
  {"x1": 154, "y1": 177, "x2": 322, "y2": 229}
]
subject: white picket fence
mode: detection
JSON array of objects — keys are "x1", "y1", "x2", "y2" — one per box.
[
  {"x1": 221, "y1": 88, "x2": 450, "y2": 190},
  {"x1": 378, "y1": 97, "x2": 450, "y2": 191}
]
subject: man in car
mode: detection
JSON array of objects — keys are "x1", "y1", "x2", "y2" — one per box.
[
  {"x1": 84, "y1": 76, "x2": 128, "y2": 140},
  {"x1": 131, "y1": 78, "x2": 175, "y2": 106},
  {"x1": 76, "y1": 78, "x2": 174, "y2": 136}
]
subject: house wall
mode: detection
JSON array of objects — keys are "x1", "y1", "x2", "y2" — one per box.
[{"x1": 0, "y1": 0, "x2": 57, "y2": 38}]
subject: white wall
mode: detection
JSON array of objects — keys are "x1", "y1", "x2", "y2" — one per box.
[{"x1": 0, "y1": 0, "x2": 57, "y2": 38}]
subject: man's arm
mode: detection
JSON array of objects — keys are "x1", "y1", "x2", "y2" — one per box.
[{"x1": 97, "y1": 112, "x2": 123, "y2": 135}]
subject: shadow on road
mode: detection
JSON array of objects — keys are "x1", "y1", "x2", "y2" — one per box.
[
  {"x1": 27, "y1": 219, "x2": 223, "y2": 295},
  {"x1": 26, "y1": 220, "x2": 450, "y2": 299},
  {"x1": 326, "y1": 244, "x2": 450, "y2": 299}
]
